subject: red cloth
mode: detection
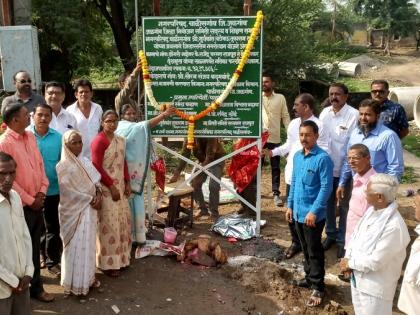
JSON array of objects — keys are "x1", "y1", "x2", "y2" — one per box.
[
  {"x1": 228, "y1": 131, "x2": 269, "y2": 193},
  {"x1": 91, "y1": 131, "x2": 129, "y2": 187},
  {"x1": 151, "y1": 157, "x2": 166, "y2": 192}
]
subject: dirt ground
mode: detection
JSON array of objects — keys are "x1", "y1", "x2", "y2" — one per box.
[{"x1": 357, "y1": 48, "x2": 420, "y2": 86}]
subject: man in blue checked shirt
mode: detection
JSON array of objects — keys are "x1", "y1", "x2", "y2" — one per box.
[
  {"x1": 286, "y1": 120, "x2": 333, "y2": 307},
  {"x1": 370, "y1": 79, "x2": 409, "y2": 139},
  {"x1": 30, "y1": 103, "x2": 62, "y2": 279}
]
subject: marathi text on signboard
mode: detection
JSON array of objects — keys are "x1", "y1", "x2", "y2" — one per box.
[{"x1": 142, "y1": 16, "x2": 262, "y2": 138}]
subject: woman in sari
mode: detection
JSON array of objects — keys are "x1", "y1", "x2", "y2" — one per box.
[
  {"x1": 57, "y1": 130, "x2": 102, "y2": 296},
  {"x1": 115, "y1": 103, "x2": 175, "y2": 245},
  {"x1": 91, "y1": 110, "x2": 131, "y2": 277}
]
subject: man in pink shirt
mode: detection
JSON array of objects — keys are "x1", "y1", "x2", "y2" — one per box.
[
  {"x1": 339, "y1": 143, "x2": 376, "y2": 282},
  {"x1": 0, "y1": 102, "x2": 54, "y2": 302}
]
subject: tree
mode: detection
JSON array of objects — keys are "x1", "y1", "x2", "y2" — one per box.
[
  {"x1": 32, "y1": 0, "x2": 118, "y2": 83},
  {"x1": 87, "y1": 0, "x2": 153, "y2": 70},
  {"x1": 257, "y1": 0, "x2": 324, "y2": 82},
  {"x1": 353, "y1": 0, "x2": 420, "y2": 55}
]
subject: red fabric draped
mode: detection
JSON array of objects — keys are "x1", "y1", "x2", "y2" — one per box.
[{"x1": 228, "y1": 131, "x2": 269, "y2": 193}]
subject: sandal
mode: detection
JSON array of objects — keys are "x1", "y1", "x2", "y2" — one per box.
[
  {"x1": 91, "y1": 279, "x2": 101, "y2": 288},
  {"x1": 306, "y1": 289, "x2": 324, "y2": 307},
  {"x1": 285, "y1": 243, "x2": 301, "y2": 259}
]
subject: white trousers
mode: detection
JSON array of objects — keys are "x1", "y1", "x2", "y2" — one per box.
[{"x1": 351, "y1": 285, "x2": 392, "y2": 315}]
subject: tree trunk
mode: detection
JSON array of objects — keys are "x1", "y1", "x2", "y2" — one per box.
[
  {"x1": 383, "y1": 30, "x2": 391, "y2": 56},
  {"x1": 108, "y1": 0, "x2": 135, "y2": 70},
  {"x1": 331, "y1": 0, "x2": 336, "y2": 41}
]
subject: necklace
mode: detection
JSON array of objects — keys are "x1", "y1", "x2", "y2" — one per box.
[{"x1": 140, "y1": 11, "x2": 263, "y2": 149}]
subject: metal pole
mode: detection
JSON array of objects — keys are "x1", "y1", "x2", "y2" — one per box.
[{"x1": 256, "y1": 138, "x2": 262, "y2": 236}]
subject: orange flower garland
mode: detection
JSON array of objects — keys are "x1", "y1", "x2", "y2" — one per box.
[{"x1": 140, "y1": 11, "x2": 263, "y2": 149}]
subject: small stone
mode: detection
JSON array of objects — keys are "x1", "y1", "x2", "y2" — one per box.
[
  {"x1": 111, "y1": 305, "x2": 120, "y2": 314},
  {"x1": 330, "y1": 300, "x2": 340, "y2": 307},
  {"x1": 79, "y1": 299, "x2": 87, "y2": 304},
  {"x1": 212, "y1": 288, "x2": 217, "y2": 292},
  {"x1": 166, "y1": 298, "x2": 172, "y2": 302}
]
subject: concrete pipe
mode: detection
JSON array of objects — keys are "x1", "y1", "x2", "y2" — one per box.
[
  {"x1": 414, "y1": 94, "x2": 420, "y2": 127},
  {"x1": 388, "y1": 87, "x2": 420, "y2": 120},
  {"x1": 338, "y1": 62, "x2": 362, "y2": 77}
]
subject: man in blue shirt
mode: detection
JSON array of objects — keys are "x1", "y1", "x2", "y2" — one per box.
[
  {"x1": 287, "y1": 120, "x2": 333, "y2": 307},
  {"x1": 370, "y1": 80, "x2": 409, "y2": 139},
  {"x1": 30, "y1": 104, "x2": 62, "y2": 277},
  {"x1": 338, "y1": 99, "x2": 404, "y2": 194}
]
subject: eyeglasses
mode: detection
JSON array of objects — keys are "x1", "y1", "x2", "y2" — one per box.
[
  {"x1": 17, "y1": 79, "x2": 32, "y2": 84},
  {"x1": 347, "y1": 156, "x2": 362, "y2": 161},
  {"x1": 371, "y1": 89, "x2": 386, "y2": 95}
]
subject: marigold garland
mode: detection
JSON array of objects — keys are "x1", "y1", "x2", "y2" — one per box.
[{"x1": 140, "y1": 11, "x2": 263, "y2": 149}]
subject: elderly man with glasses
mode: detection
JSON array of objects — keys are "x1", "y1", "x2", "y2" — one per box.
[
  {"x1": 1, "y1": 71, "x2": 45, "y2": 114},
  {"x1": 370, "y1": 80, "x2": 409, "y2": 139},
  {"x1": 340, "y1": 173, "x2": 410, "y2": 315}
]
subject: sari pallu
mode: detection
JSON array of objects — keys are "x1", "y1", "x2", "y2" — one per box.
[
  {"x1": 95, "y1": 134, "x2": 131, "y2": 270},
  {"x1": 57, "y1": 131, "x2": 101, "y2": 296},
  {"x1": 115, "y1": 120, "x2": 151, "y2": 243}
]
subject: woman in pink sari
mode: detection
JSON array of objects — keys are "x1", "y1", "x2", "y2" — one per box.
[
  {"x1": 91, "y1": 110, "x2": 131, "y2": 277},
  {"x1": 57, "y1": 130, "x2": 102, "y2": 296}
]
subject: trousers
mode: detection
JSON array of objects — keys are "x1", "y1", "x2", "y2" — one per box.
[
  {"x1": 295, "y1": 219, "x2": 326, "y2": 292},
  {"x1": 192, "y1": 162, "x2": 224, "y2": 215},
  {"x1": 0, "y1": 291, "x2": 31, "y2": 315},
  {"x1": 263, "y1": 142, "x2": 281, "y2": 196},
  {"x1": 43, "y1": 195, "x2": 62, "y2": 268},
  {"x1": 23, "y1": 206, "x2": 44, "y2": 297}
]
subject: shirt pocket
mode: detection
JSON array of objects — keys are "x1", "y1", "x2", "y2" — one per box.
[
  {"x1": 335, "y1": 125, "x2": 350, "y2": 141},
  {"x1": 303, "y1": 169, "x2": 318, "y2": 186}
]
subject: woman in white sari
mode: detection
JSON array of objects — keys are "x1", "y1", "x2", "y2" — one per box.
[{"x1": 57, "y1": 130, "x2": 102, "y2": 296}]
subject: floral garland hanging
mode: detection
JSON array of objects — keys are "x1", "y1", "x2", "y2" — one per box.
[{"x1": 140, "y1": 11, "x2": 263, "y2": 149}]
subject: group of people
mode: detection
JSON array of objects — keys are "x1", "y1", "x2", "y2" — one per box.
[
  {"x1": 0, "y1": 69, "x2": 175, "y2": 314},
  {"x1": 0, "y1": 67, "x2": 418, "y2": 315},
  {"x1": 262, "y1": 75, "x2": 417, "y2": 313}
]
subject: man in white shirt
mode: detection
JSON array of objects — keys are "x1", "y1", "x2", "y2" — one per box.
[
  {"x1": 340, "y1": 173, "x2": 410, "y2": 315},
  {"x1": 44, "y1": 81, "x2": 77, "y2": 134},
  {"x1": 320, "y1": 83, "x2": 359, "y2": 258},
  {"x1": 0, "y1": 152, "x2": 33, "y2": 315},
  {"x1": 66, "y1": 79, "x2": 103, "y2": 159},
  {"x1": 265, "y1": 93, "x2": 329, "y2": 259},
  {"x1": 262, "y1": 73, "x2": 290, "y2": 207}
]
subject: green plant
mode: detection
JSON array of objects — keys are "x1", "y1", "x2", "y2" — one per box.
[
  {"x1": 402, "y1": 135, "x2": 420, "y2": 158},
  {"x1": 401, "y1": 166, "x2": 418, "y2": 184}
]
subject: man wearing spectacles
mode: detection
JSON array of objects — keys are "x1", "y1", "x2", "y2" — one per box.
[
  {"x1": 1, "y1": 71, "x2": 45, "y2": 114},
  {"x1": 370, "y1": 80, "x2": 409, "y2": 139}
]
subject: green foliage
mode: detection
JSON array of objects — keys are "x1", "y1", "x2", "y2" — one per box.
[
  {"x1": 353, "y1": 0, "x2": 420, "y2": 36},
  {"x1": 339, "y1": 77, "x2": 371, "y2": 92},
  {"x1": 32, "y1": 0, "x2": 117, "y2": 83},
  {"x1": 402, "y1": 134, "x2": 420, "y2": 158},
  {"x1": 257, "y1": 0, "x2": 323, "y2": 82},
  {"x1": 315, "y1": 41, "x2": 368, "y2": 62},
  {"x1": 159, "y1": 0, "x2": 243, "y2": 16},
  {"x1": 401, "y1": 166, "x2": 418, "y2": 184},
  {"x1": 313, "y1": 1, "x2": 366, "y2": 38}
]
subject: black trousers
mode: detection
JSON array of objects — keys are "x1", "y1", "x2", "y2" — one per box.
[
  {"x1": 295, "y1": 219, "x2": 326, "y2": 292},
  {"x1": 43, "y1": 195, "x2": 62, "y2": 268},
  {"x1": 239, "y1": 176, "x2": 256, "y2": 214},
  {"x1": 286, "y1": 184, "x2": 301, "y2": 248},
  {"x1": 262, "y1": 142, "x2": 280, "y2": 196},
  {"x1": 23, "y1": 206, "x2": 44, "y2": 297}
]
